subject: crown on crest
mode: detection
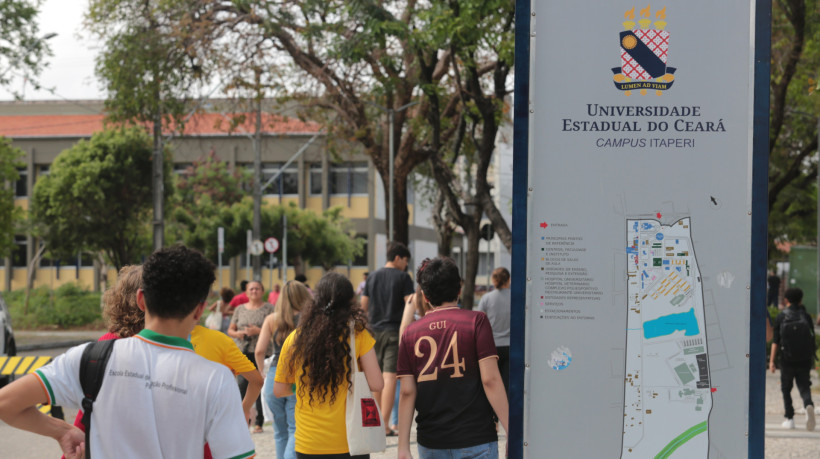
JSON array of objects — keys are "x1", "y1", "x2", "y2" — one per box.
[{"x1": 623, "y1": 5, "x2": 667, "y2": 31}]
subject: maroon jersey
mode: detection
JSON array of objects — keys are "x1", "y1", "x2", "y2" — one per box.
[{"x1": 397, "y1": 307, "x2": 498, "y2": 449}]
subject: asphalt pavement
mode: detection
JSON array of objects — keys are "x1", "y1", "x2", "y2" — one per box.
[{"x1": 4, "y1": 330, "x2": 819, "y2": 457}]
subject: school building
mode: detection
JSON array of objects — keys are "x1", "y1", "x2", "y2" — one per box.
[{"x1": 0, "y1": 99, "x2": 511, "y2": 292}]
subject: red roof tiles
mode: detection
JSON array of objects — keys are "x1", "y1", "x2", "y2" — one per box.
[{"x1": 0, "y1": 113, "x2": 322, "y2": 138}]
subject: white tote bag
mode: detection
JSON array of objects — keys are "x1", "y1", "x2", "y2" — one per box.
[{"x1": 345, "y1": 324, "x2": 386, "y2": 455}]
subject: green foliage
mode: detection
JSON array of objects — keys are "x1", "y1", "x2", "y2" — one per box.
[
  {"x1": 86, "y1": 0, "x2": 204, "y2": 126},
  {"x1": 767, "y1": 0, "x2": 820, "y2": 262},
  {"x1": 166, "y1": 151, "x2": 249, "y2": 258},
  {"x1": 0, "y1": 137, "x2": 24, "y2": 257},
  {"x1": 31, "y1": 127, "x2": 169, "y2": 270},
  {"x1": 0, "y1": 0, "x2": 52, "y2": 97},
  {"x1": 172, "y1": 195, "x2": 363, "y2": 269},
  {"x1": 4, "y1": 284, "x2": 103, "y2": 329}
]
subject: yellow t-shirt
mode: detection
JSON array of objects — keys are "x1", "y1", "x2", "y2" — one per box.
[
  {"x1": 275, "y1": 328, "x2": 375, "y2": 454},
  {"x1": 191, "y1": 325, "x2": 256, "y2": 375}
]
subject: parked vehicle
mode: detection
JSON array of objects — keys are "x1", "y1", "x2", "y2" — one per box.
[{"x1": 0, "y1": 292, "x2": 16, "y2": 387}]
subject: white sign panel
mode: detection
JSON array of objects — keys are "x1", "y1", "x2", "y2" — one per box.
[
  {"x1": 522, "y1": 2, "x2": 758, "y2": 457},
  {"x1": 265, "y1": 237, "x2": 280, "y2": 253}
]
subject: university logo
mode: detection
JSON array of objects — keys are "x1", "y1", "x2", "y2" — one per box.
[{"x1": 612, "y1": 5, "x2": 676, "y2": 96}]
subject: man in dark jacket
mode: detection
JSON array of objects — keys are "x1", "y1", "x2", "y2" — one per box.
[{"x1": 769, "y1": 287, "x2": 816, "y2": 431}]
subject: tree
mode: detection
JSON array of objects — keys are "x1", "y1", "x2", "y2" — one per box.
[
  {"x1": 0, "y1": 137, "x2": 24, "y2": 257},
  {"x1": 166, "y1": 149, "x2": 249, "y2": 256},
  {"x1": 199, "y1": 198, "x2": 363, "y2": 275},
  {"x1": 86, "y1": 0, "x2": 208, "y2": 249},
  {"x1": 767, "y1": 0, "x2": 820, "y2": 261},
  {"x1": 31, "y1": 127, "x2": 171, "y2": 271},
  {"x1": 0, "y1": 0, "x2": 52, "y2": 97},
  {"x1": 173, "y1": 0, "x2": 514, "y2": 308}
]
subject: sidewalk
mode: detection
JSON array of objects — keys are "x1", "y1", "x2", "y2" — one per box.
[
  {"x1": 247, "y1": 421, "x2": 507, "y2": 459},
  {"x1": 13, "y1": 330, "x2": 817, "y2": 457},
  {"x1": 14, "y1": 328, "x2": 103, "y2": 351},
  {"x1": 764, "y1": 367, "x2": 820, "y2": 458}
]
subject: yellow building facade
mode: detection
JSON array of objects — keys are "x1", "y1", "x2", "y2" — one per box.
[{"x1": 0, "y1": 100, "x2": 439, "y2": 293}]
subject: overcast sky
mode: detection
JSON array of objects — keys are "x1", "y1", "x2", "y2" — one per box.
[{"x1": 0, "y1": 0, "x2": 103, "y2": 101}]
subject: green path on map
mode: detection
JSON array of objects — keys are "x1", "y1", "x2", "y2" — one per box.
[{"x1": 655, "y1": 421, "x2": 708, "y2": 459}]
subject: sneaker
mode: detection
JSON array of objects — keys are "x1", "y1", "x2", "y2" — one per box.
[
  {"x1": 782, "y1": 418, "x2": 795, "y2": 429},
  {"x1": 807, "y1": 405, "x2": 816, "y2": 431}
]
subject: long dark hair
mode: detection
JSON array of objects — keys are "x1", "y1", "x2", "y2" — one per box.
[{"x1": 288, "y1": 272, "x2": 367, "y2": 406}]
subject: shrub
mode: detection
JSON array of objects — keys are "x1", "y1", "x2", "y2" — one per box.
[{"x1": 3, "y1": 284, "x2": 103, "y2": 329}]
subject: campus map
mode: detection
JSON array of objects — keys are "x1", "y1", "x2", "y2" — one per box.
[{"x1": 622, "y1": 218, "x2": 712, "y2": 458}]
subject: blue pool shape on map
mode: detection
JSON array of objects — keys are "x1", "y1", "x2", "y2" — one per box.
[{"x1": 643, "y1": 308, "x2": 700, "y2": 339}]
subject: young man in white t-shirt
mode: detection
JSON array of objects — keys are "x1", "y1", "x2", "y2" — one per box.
[{"x1": 0, "y1": 245, "x2": 256, "y2": 459}]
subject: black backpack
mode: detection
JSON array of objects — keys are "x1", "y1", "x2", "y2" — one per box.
[
  {"x1": 779, "y1": 309, "x2": 816, "y2": 363},
  {"x1": 79, "y1": 340, "x2": 116, "y2": 459}
]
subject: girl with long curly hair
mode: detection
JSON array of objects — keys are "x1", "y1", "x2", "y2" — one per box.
[
  {"x1": 255, "y1": 280, "x2": 312, "y2": 459},
  {"x1": 274, "y1": 272, "x2": 384, "y2": 458}
]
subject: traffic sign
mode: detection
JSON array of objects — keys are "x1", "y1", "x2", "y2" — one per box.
[
  {"x1": 265, "y1": 237, "x2": 280, "y2": 253},
  {"x1": 249, "y1": 239, "x2": 264, "y2": 256}
]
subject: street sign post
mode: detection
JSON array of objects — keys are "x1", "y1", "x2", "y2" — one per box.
[
  {"x1": 217, "y1": 227, "x2": 224, "y2": 287},
  {"x1": 265, "y1": 237, "x2": 280, "y2": 289}
]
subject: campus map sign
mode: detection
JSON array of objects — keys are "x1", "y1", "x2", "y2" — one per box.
[{"x1": 513, "y1": 1, "x2": 768, "y2": 457}]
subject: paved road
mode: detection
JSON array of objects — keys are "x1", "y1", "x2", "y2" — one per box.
[{"x1": 2, "y1": 330, "x2": 818, "y2": 457}]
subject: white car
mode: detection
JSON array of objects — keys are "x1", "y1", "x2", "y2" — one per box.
[{"x1": 0, "y1": 292, "x2": 16, "y2": 387}]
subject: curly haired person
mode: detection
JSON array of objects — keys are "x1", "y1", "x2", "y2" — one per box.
[{"x1": 274, "y1": 272, "x2": 384, "y2": 458}]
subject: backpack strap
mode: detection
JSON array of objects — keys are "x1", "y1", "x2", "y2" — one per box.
[{"x1": 79, "y1": 340, "x2": 116, "y2": 459}]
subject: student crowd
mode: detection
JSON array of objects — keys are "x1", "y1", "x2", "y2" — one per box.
[{"x1": 0, "y1": 241, "x2": 512, "y2": 459}]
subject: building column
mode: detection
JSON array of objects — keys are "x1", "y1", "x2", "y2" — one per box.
[
  {"x1": 25, "y1": 151, "x2": 34, "y2": 282},
  {"x1": 298, "y1": 154, "x2": 306, "y2": 209},
  {"x1": 321, "y1": 153, "x2": 329, "y2": 211},
  {"x1": 367, "y1": 159, "x2": 377, "y2": 271}
]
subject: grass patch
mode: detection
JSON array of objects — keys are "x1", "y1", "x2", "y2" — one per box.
[{"x1": 3, "y1": 284, "x2": 104, "y2": 329}]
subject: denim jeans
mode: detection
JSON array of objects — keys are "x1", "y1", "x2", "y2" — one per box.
[
  {"x1": 265, "y1": 363, "x2": 297, "y2": 459},
  {"x1": 417, "y1": 441, "x2": 499, "y2": 459},
  {"x1": 390, "y1": 379, "x2": 400, "y2": 427}
]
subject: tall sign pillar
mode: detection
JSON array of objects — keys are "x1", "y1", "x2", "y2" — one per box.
[{"x1": 510, "y1": 2, "x2": 771, "y2": 458}]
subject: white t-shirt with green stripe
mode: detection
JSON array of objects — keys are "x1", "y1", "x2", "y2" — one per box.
[{"x1": 35, "y1": 329, "x2": 255, "y2": 459}]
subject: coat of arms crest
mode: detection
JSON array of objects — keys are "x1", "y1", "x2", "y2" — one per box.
[{"x1": 612, "y1": 5, "x2": 676, "y2": 96}]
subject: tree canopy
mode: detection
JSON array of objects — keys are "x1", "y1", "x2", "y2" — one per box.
[
  {"x1": 0, "y1": 137, "x2": 23, "y2": 257},
  {"x1": 32, "y1": 127, "x2": 171, "y2": 270},
  {"x1": 0, "y1": 0, "x2": 52, "y2": 97},
  {"x1": 166, "y1": 151, "x2": 362, "y2": 272},
  {"x1": 767, "y1": 0, "x2": 820, "y2": 262}
]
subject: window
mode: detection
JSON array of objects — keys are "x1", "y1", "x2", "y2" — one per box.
[
  {"x1": 352, "y1": 235, "x2": 368, "y2": 267},
  {"x1": 14, "y1": 168, "x2": 26, "y2": 197},
  {"x1": 329, "y1": 162, "x2": 367, "y2": 195},
  {"x1": 174, "y1": 163, "x2": 193, "y2": 176},
  {"x1": 309, "y1": 163, "x2": 323, "y2": 195},
  {"x1": 261, "y1": 162, "x2": 298, "y2": 195},
  {"x1": 11, "y1": 237, "x2": 26, "y2": 267}
]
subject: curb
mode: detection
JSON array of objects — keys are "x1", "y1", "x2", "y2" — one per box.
[{"x1": 17, "y1": 340, "x2": 93, "y2": 352}]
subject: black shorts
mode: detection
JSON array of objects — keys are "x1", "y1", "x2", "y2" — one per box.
[{"x1": 373, "y1": 329, "x2": 399, "y2": 373}]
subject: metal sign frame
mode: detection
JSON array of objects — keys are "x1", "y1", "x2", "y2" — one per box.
[{"x1": 510, "y1": 1, "x2": 771, "y2": 457}]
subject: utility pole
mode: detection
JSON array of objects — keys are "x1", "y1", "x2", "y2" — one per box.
[
  {"x1": 252, "y1": 70, "x2": 263, "y2": 280},
  {"x1": 152, "y1": 92, "x2": 164, "y2": 250}
]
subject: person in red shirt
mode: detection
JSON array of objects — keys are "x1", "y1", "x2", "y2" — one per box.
[
  {"x1": 229, "y1": 280, "x2": 250, "y2": 308},
  {"x1": 397, "y1": 257, "x2": 509, "y2": 459}
]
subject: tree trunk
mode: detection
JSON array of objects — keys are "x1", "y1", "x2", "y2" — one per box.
[
  {"x1": 23, "y1": 242, "x2": 47, "y2": 315},
  {"x1": 432, "y1": 192, "x2": 454, "y2": 258},
  {"x1": 461, "y1": 223, "x2": 481, "y2": 310},
  {"x1": 379, "y1": 170, "x2": 410, "y2": 246}
]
